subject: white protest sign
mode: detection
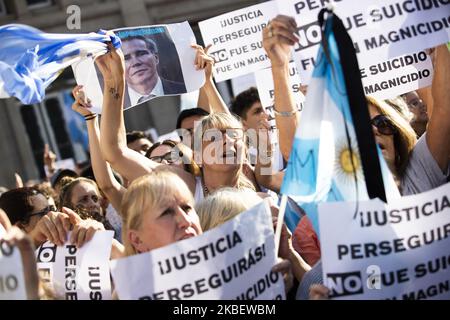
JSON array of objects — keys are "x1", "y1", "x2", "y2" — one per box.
[
  {"x1": 0, "y1": 229, "x2": 27, "y2": 300},
  {"x1": 230, "y1": 73, "x2": 257, "y2": 96},
  {"x1": 277, "y1": 0, "x2": 448, "y2": 83},
  {"x1": 361, "y1": 50, "x2": 433, "y2": 98},
  {"x1": 319, "y1": 182, "x2": 450, "y2": 300},
  {"x1": 73, "y1": 21, "x2": 205, "y2": 113},
  {"x1": 36, "y1": 231, "x2": 113, "y2": 300},
  {"x1": 255, "y1": 61, "x2": 305, "y2": 110},
  {"x1": 199, "y1": 1, "x2": 278, "y2": 82},
  {"x1": 110, "y1": 202, "x2": 285, "y2": 300}
]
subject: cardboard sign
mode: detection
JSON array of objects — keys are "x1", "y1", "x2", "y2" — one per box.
[
  {"x1": 73, "y1": 22, "x2": 205, "y2": 113},
  {"x1": 319, "y1": 182, "x2": 450, "y2": 300},
  {"x1": 0, "y1": 228, "x2": 27, "y2": 300},
  {"x1": 110, "y1": 202, "x2": 285, "y2": 300},
  {"x1": 36, "y1": 231, "x2": 114, "y2": 300},
  {"x1": 199, "y1": 1, "x2": 278, "y2": 82},
  {"x1": 277, "y1": 0, "x2": 449, "y2": 83}
]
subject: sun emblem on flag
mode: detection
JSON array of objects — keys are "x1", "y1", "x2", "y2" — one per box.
[{"x1": 335, "y1": 141, "x2": 363, "y2": 185}]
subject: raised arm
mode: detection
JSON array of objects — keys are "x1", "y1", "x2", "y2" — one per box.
[
  {"x1": 262, "y1": 15, "x2": 300, "y2": 161},
  {"x1": 426, "y1": 44, "x2": 450, "y2": 172},
  {"x1": 71, "y1": 85, "x2": 125, "y2": 212},
  {"x1": 96, "y1": 43, "x2": 157, "y2": 183},
  {"x1": 192, "y1": 44, "x2": 230, "y2": 115},
  {"x1": 254, "y1": 121, "x2": 285, "y2": 193}
]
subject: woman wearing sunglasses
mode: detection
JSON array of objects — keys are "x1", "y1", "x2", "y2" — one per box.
[{"x1": 0, "y1": 187, "x2": 107, "y2": 249}]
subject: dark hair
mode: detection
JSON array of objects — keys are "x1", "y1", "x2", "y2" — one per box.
[
  {"x1": 122, "y1": 36, "x2": 158, "y2": 54},
  {"x1": 0, "y1": 187, "x2": 42, "y2": 225},
  {"x1": 176, "y1": 108, "x2": 210, "y2": 129},
  {"x1": 145, "y1": 140, "x2": 201, "y2": 177},
  {"x1": 229, "y1": 87, "x2": 260, "y2": 120},
  {"x1": 80, "y1": 165, "x2": 124, "y2": 187},
  {"x1": 50, "y1": 169, "x2": 79, "y2": 189},
  {"x1": 126, "y1": 130, "x2": 153, "y2": 145}
]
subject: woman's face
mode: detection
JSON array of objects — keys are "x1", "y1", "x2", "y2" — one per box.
[
  {"x1": 22, "y1": 193, "x2": 52, "y2": 233},
  {"x1": 129, "y1": 187, "x2": 202, "y2": 253},
  {"x1": 201, "y1": 127, "x2": 245, "y2": 173},
  {"x1": 70, "y1": 182, "x2": 102, "y2": 216},
  {"x1": 368, "y1": 104, "x2": 396, "y2": 170}
]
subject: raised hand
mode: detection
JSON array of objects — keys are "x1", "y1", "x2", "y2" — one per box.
[
  {"x1": 71, "y1": 85, "x2": 94, "y2": 117},
  {"x1": 192, "y1": 44, "x2": 215, "y2": 80},
  {"x1": 64, "y1": 207, "x2": 105, "y2": 248},
  {"x1": 95, "y1": 41, "x2": 126, "y2": 84},
  {"x1": 262, "y1": 15, "x2": 299, "y2": 68}
]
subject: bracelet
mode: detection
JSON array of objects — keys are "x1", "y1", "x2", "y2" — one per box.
[
  {"x1": 84, "y1": 113, "x2": 97, "y2": 121},
  {"x1": 273, "y1": 108, "x2": 298, "y2": 117}
]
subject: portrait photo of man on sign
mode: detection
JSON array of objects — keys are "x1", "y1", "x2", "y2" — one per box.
[{"x1": 116, "y1": 26, "x2": 187, "y2": 108}]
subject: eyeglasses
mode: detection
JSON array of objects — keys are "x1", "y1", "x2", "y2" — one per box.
[
  {"x1": 203, "y1": 128, "x2": 244, "y2": 142},
  {"x1": 24, "y1": 205, "x2": 57, "y2": 224},
  {"x1": 149, "y1": 151, "x2": 175, "y2": 163},
  {"x1": 371, "y1": 115, "x2": 397, "y2": 135}
]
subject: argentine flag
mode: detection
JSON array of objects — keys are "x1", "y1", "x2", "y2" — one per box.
[
  {"x1": 0, "y1": 24, "x2": 121, "y2": 104},
  {"x1": 281, "y1": 11, "x2": 400, "y2": 235}
]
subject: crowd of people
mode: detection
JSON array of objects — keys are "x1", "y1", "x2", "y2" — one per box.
[{"x1": 0, "y1": 13, "x2": 449, "y2": 300}]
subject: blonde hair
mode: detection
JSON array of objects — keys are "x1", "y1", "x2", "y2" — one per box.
[
  {"x1": 195, "y1": 112, "x2": 256, "y2": 191},
  {"x1": 196, "y1": 187, "x2": 262, "y2": 231},
  {"x1": 367, "y1": 96, "x2": 417, "y2": 176},
  {"x1": 121, "y1": 170, "x2": 194, "y2": 256}
]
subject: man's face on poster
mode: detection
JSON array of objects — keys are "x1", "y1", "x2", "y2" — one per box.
[{"x1": 122, "y1": 38, "x2": 159, "y2": 88}]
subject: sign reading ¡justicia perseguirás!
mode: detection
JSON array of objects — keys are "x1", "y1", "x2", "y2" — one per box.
[
  {"x1": 0, "y1": 225, "x2": 27, "y2": 300},
  {"x1": 319, "y1": 182, "x2": 450, "y2": 300},
  {"x1": 277, "y1": 0, "x2": 448, "y2": 83},
  {"x1": 110, "y1": 201, "x2": 286, "y2": 300},
  {"x1": 199, "y1": 1, "x2": 278, "y2": 82},
  {"x1": 36, "y1": 231, "x2": 114, "y2": 300}
]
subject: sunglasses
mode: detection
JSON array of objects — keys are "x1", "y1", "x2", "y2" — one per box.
[
  {"x1": 149, "y1": 151, "x2": 175, "y2": 163},
  {"x1": 23, "y1": 205, "x2": 57, "y2": 224},
  {"x1": 371, "y1": 115, "x2": 397, "y2": 136}
]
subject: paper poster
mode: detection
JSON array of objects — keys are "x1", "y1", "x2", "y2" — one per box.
[
  {"x1": 319, "y1": 182, "x2": 450, "y2": 299},
  {"x1": 36, "y1": 231, "x2": 113, "y2": 300},
  {"x1": 199, "y1": 1, "x2": 278, "y2": 82},
  {"x1": 361, "y1": 50, "x2": 433, "y2": 99},
  {"x1": 110, "y1": 202, "x2": 285, "y2": 300},
  {"x1": 73, "y1": 21, "x2": 205, "y2": 113},
  {"x1": 0, "y1": 230, "x2": 27, "y2": 300},
  {"x1": 277, "y1": 0, "x2": 449, "y2": 83}
]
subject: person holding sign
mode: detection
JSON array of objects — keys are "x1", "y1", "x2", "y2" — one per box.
[
  {"x1": 97, "y1": 41, "x2": 259, "y2": 206},
  {"x1": 263, "y1": 15, "x2": 450, "y2": 299}
]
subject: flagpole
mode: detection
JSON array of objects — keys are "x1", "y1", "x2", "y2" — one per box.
[{"x1": 274, "y1": 194, "x2": 288, "y2": 254}]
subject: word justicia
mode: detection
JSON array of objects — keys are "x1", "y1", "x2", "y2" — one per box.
[
  {"x1": 358, "y1": 194, "x2": 450, "y2": 227},
  {"x1": 157, "y1": 231, "x2": 243, "y2": 275}
]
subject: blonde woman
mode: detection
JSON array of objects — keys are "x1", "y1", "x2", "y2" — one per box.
[
  {"x1": 96, "y1": 43, "x2": 259, "y2": 205},
  {"x1": 196, "y1": 187, "x2": 263, "y2": 232},
  {"x1": 121, "y1": 170, "x2": 202, "y2": 256}
]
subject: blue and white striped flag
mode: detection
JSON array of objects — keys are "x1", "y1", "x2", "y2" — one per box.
[
  {"x1": 281, "y1": 11, "x2": 400, "y2": 235},
  {"x1": 0, "y1": 24, "x2": 121, "y2": 104}
]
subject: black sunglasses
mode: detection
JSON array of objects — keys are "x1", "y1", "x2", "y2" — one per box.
[
  {"x1": 371, "y1": 115, "x2": 397, "y2": 136},
  {"x1": 23, "y1": 205, "x2": 56, "y2": 224}
]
